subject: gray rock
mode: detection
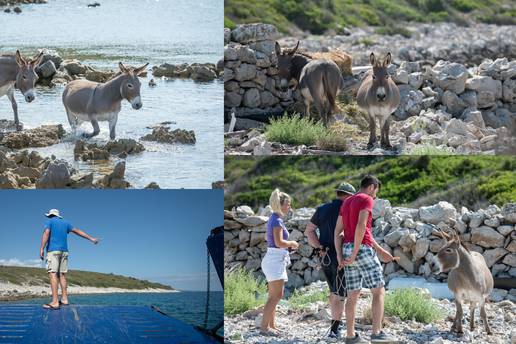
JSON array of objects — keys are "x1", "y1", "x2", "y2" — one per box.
[
  {"x1": 497, "y1": 225, "x2": 514, "y2": 236},
  {"x1": 503, "y1": 77, "x2": 516, "y2": 103},
  {"x1": 503, "y1": 254, "x2": 516, "y2": 267},
  {"x1": 394, "y1": 85, "x2": 424, "y2": 120},
  {"x1": 236, "y1": 215, "x2": 268, "y2": 227},
  {"x1": 224, "y1": 28, "x2": 231, "y2": 45},
  {"x1": 427, "y1": 60, "x2": 469, "y2": 94},
  {"x1": 243, "y1": 88, "x2": 261, "y2": 108},
  {"x1": 503, "y1": 204, "x2": 516, "y2": 223},
  {"x1": 36, "y1": 162, "x2": 71, "y2": 188},
  {"x1": 234, "y1": 64, "x2": 257, "y2": 81},
  {"x1": 413, "y1": 238, "x2": 430, "y2": 260},
  {"x1": 471, "y1": 226, "x2": 506, "y2": 248},
  {"x1": 394, "y1": 247, "x2": 415, "y2": 274},
  {"x1": 442, "y1": 90, "x2": 467, "y2": 116},
  {"x1": 231, "y1": 24, "x2": 278, "y2": 44},
  {"x1": 373, "y1": 199, "x2": 391, "y2": 219},
  {"x1": 225, "y1": 91, "x2": 242, "y2": 107},
  {"x1": 483, "y1": 248, "x2": 509, "y2": 267},
  {"x1": 36, "y1": 60, "x2": 57, "y2": 79},
  {"x1": 419, "y1": 201, "x2": 457, "y2": 224}
]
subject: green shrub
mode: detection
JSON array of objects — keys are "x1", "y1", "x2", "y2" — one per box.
[
  {"x1": 224, "y1": 16, "x2": 236, "y2": 29},
  {"x1": 265, "y1": 114, "x2": 327, "y2": 146},
  {"x1": 384, "y1": 288, "x2": 443, "y2": 323},
  {"x1": 224, "y1": 269, "x2": 267, "y2": 316},
  {"x1": 288, "y1": 288, "x2": 329, "y2": 311}
]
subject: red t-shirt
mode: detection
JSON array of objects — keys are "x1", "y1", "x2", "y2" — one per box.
[{"x1": 339, "y1": 193, "x2": 374, "y2": 247}]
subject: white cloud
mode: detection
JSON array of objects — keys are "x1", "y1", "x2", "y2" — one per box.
[{"x1": 0, "y1": 258, "x2": 42, "y2": 268}]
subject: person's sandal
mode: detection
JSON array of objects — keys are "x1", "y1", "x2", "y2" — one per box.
[
  {"x1": 59, "y1": 301, "x2": 70, "y2": 306},
  {"x1": 42, "y1": 304, "x2": 60, "y2": 310},
  {"x1": 370, "y1": 331, "x2": 397, "y2": 343}
]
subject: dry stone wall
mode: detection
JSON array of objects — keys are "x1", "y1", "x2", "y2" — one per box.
[{"x1": 224, "y1": 201, "x2": 516, "y2": 300}]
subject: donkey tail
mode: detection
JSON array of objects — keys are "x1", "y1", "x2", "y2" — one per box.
[{"x1": 322, "y1": 73, "x2": 339, "y2": 114}]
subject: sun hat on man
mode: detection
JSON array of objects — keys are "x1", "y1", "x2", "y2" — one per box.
[
  {"x1": 45, "y1": 209, "x2": 63, "y2": 218},
  {"x1": 335, "y1": 182, "x2": 356, "y2": 195}
]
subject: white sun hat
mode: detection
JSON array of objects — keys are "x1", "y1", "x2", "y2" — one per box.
[{"x1": 45, "y1": 209, "x2": 63, "y2": 218}]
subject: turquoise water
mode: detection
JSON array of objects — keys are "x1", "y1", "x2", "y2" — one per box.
[
  {"x1": 4, "y1": 291, "x2": 223, "y2": 330},
  {"x1": 0, "y1": 0, "x2": 223, "y2": 188}
]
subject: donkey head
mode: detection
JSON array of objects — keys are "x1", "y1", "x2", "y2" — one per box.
[
  {"x1": 15, "y1": 50, "x2": 44, "y2": 103},
  {"x1": 118, "y1": 62, "x2": 149, "y2": 110},
  {"x1": 431, "y1": 230, "x2": 462, "y2": 274},
  {"x1": 369, "y1": 52, "x2": 392, "y2": 102},
  {"x1": 275, "y1": 41, "x2": 300, "y2": 89}
]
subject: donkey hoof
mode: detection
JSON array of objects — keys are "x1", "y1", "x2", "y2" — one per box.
[
  {"x1": 15, "y1": 123, "x2": 23, "y2": 131},
  {"x1": 367, "y1": 142, "x2": 375, "y2": 149}
]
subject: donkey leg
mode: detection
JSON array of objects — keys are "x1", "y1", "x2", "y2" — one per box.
[
  {"x1": 108, "y1": 115, "x2": 118, "y2": 140},
  {"x1": 84, "y1": 119, "x2": 100, "y2": 138},
  {"x1": 480, "y1": 302, "x2": 491, "y2": 335},
  {"x1": 381, "y1": 118, "x2": 392, "y2": 149},
  {"x1": 65, "y1": 109, "x2": 78, "y2": 133},
  {"x1": 469, "y1": 302, "x2": 476, "y2": 331},
  {"x1": 7, "y1": 88, "x2": 21, "y2": 131},
  {"x1": 453, "y1": 299, "x2": 464, "y2": 334},
  {"x1": 367, "y1": 115, "x2": 377, "y2": 149}
]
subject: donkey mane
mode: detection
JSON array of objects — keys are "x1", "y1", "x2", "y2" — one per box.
[{"x1": 288, "y1": 54, "x2": 310, "y2": 82}]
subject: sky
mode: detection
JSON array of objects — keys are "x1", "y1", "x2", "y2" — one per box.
[{"x1": 0, "y1": 190, "x2": 223, "y2": 291}]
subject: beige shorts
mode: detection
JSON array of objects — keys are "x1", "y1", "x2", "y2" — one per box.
[{"x1": 46, "y1": 251, "x2": 69, "y2": 273}]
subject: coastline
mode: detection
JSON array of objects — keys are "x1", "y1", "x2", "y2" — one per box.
[{"x1": 0, "y1": 282, "x2": 177, "y2": 302}]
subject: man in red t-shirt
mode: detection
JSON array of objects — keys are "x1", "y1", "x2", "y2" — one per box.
[{"x1": 334, "y1": 175, "x2": 399, "y2": 344}]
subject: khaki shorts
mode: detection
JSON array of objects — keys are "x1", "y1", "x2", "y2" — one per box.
[{"x1": 46, "y1": 251, "x2": 69, "y2": 273}]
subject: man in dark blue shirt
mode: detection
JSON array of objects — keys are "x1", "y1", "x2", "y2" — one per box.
[
  {"x1": 39, "y1": 209, "x2": 99, "y2": 310},
  {"x1": 305, "y1": 182, "x2": 356, "y2": 338}
]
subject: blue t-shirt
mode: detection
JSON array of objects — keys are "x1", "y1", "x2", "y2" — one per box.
[
  {"x1": 267, "y1": 213, "x2": 289, "y2": 248},
  {"x1": 44, "y1": 217, "x2": 73, "y2": 252}
]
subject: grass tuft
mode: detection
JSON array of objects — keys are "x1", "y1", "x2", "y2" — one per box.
[
  {"x1": 288, "y1": 288, "x2": 329, "y2": 311},
  {"x1": 224, "y1": 268, "x2": 267, "y2": 316},
  {"x1": 265, "y1": 114, "x2": 327, "y2": 146},
  {"x1": 384, "y1": 288, "x2": 443, "y2": 323}
]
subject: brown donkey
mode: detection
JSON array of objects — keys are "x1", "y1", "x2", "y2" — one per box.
[
  {"x1": 432, "y1": 230, "x2": 493, "y2": 335},
  {"x1": 356, "y1": 53, "x2": 400, "y2": 149}
]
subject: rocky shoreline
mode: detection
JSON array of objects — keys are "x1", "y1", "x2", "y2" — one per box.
[
  {"x1": 225, "y1": 281, "x2": 516, "y2": 344},
  {"x1": 0, "y1": 282, "x2": 177, "y2": 302}
]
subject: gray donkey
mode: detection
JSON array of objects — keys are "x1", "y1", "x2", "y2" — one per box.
[
  {"x1": 275, "y1": 41, "x2": 343, "y2": 126},
  {"x1": 62, "y1": 62, "x2": 148, "y2": 139},
  {"x1": 0, "y1": 50, "x2": 44, "y2": 131},
  {"x1": 356, "y1": 52, "x2": 400, "y2": 149},
  {"x1": 432, "y1": 230, "x2": 493, "y2": 335}
]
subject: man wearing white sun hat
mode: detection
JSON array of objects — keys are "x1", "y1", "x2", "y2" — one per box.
[{"x1": 39, "y1": 209, "x2": 99, "y2": 310}]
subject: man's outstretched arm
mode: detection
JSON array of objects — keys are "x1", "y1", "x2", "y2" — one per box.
[
  {"x1": 40, "y1": 229, "x2": 50, "y2": 260},
  {"x1": 70, "y1": 228, "x2": 99, "y2": 244}
]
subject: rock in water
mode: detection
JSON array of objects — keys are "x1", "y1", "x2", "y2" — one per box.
[
  {"x1": 1, "y1": 125, "x2": 65, "y2": 149},
  {"x1": 141, "y1": 126, "x2": 196, "y2": 144}
]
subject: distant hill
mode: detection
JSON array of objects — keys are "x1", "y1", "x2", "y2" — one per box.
[
  {"x1": 0, "y1": 266, "x2": 174, "y2": 290},
  {"x1": 224, "y1": 156, "x2": 516, "y2": 211},
  {"x1": 224, "y1": 0, "x2": 516, "y2": 34}
]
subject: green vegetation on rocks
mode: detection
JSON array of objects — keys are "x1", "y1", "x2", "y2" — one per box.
[
  {"x1": 224, "y1": 0, "x2": 516, "y2": 34},
  {"x1": 384, "y1": 288, "x2": 443, "y2": 323},
  {"x1": 224, "y1": 155, "x2": 516, "y2": 210},
  {"x1": 224, "y1": 269, "x2": 267, "y2": 315},
  {"x1": 0, "y1": 266, "x2": 173, "y2": 290}
]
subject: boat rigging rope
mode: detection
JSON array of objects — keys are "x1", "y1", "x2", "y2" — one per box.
[{"x1": 203, "y1": 245, "x2": 211, "y2": 329}]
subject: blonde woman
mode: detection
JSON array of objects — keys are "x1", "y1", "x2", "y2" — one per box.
[{"x1": 260, "y1": 189, "x2": 299, "y2": 335}]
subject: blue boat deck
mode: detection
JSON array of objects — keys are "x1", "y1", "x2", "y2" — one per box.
[{"x1": 0, "y1": 304, "x2": 219, "y2": 344}]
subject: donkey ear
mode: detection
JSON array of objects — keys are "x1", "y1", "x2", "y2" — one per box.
[
  {"x1": 383, "y1": 52, "x2": 392, "y2": 67},
  {"x1": 289, "y1": 41, "x2": 300, "y2": 55},
  {"x1": 275, "y1": 42, "x2": 282, "y2": 56},
  {"x1": 119, "y1": 62, "x2": 129, "y2": 73},
  {"x1": 15, "y1": 50, "x2": 26, "y2": 67},
  {"x1": 134, "y1": 63, "x2": 149, "y2": 76},
  {"x1": 369, "y1": 53, "x2": 376, "y2": 66},
  {"x1": 30, "y1": 51, "x2": 44, "y2": 68}
]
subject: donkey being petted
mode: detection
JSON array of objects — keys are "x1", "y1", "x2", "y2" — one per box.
[{"x1": 0, "y1": 51, "x2": 44, "y2": 131}]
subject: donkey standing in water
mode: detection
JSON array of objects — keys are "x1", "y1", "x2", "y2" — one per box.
[
  {"x1": 357, "y1": 52, "x2": 400, "y2": 149},
  {"x1": 275, "y1": 41, "x2": 343, "y2": 126},
  {"x1": 62, "y1": 62, "x2": 148, "y2": 139},
  {"x1": 0, "y1": 50, "x2": 44, "y2": 130},
  {"x1": 432, "y1": 230, "x2": 493, "y2": 335}
]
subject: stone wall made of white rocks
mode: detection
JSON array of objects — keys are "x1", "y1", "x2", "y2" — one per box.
[
  {"x1": 224, "y1": 201, "x2": 516, "y2": 300},
  {"x1": 224, "y1": 24, "x2": 304, "y2": 128}
]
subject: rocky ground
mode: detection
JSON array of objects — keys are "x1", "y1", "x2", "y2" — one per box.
[
  {"x1": 224, "y1": 22, "x2": 516, "y2": 155},
  {"x1": 224, "y1": 282, "x2": 516, "y2": 344}
]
